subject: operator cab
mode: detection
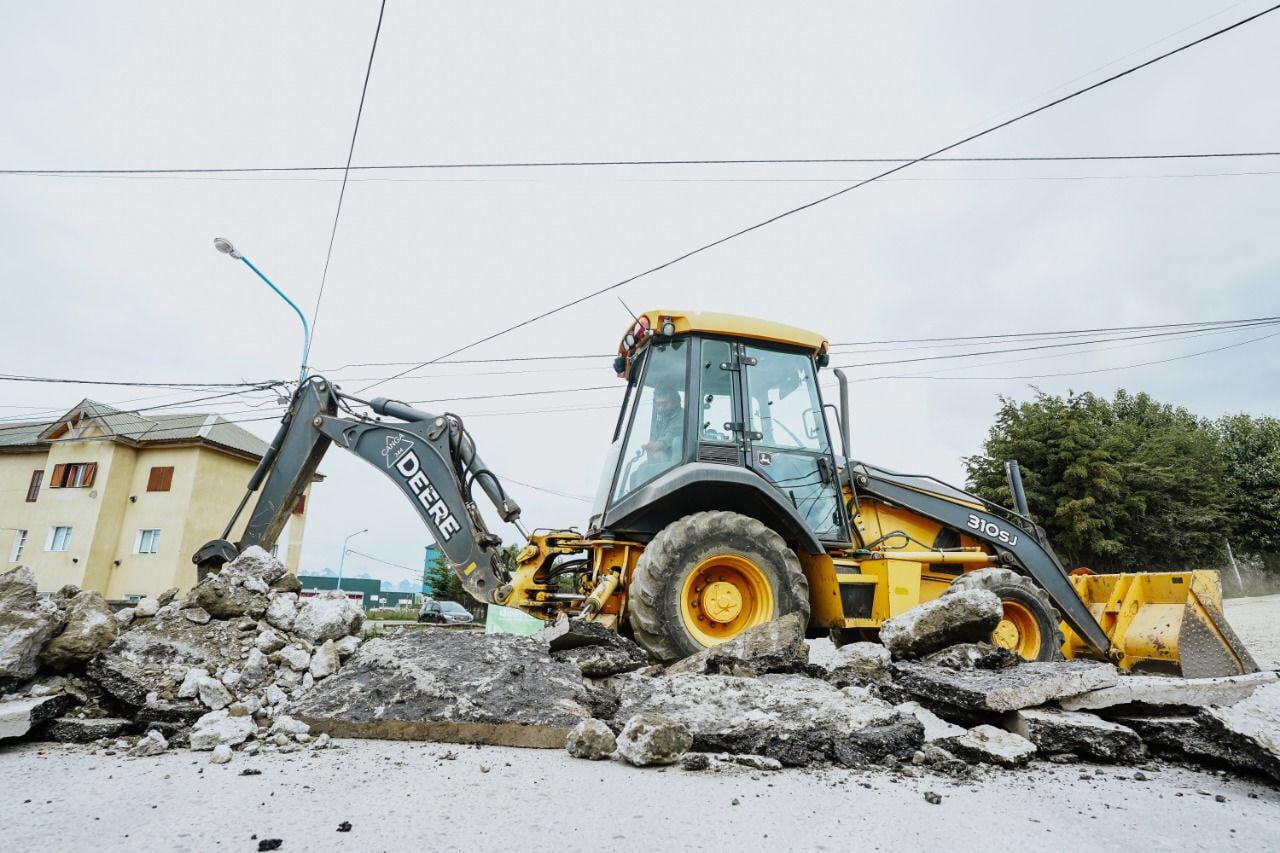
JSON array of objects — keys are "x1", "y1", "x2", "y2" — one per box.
[{"x1": 589, "y1": 310, "x2": 851, "y2": 549}]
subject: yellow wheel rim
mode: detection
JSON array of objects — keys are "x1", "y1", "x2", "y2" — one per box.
[
  {"x1": 991, "y1": 600, "x2": 1042, "y2": 660},
  {"x1": 679, "y1": 554, "x2": 775, "y2": 647}
]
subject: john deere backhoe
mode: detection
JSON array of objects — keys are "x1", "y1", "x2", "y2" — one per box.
[{"x1": 195, "y1": 310, "x2": 1258, "y2": 677}]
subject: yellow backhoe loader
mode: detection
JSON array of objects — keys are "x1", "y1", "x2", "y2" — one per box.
[{"x1": 196, "y1": 310, "x2": 1258, "y2": 677}]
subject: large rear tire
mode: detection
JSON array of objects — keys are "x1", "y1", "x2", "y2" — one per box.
[
  {"x1": 627, "y1": 511, "x2": 810, "y2": 663},
  {"x1": 945, "y1": 567, "x2": 1065, "y2": 662}
]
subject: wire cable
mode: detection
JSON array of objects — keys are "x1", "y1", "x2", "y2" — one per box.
[
  {"x1": 5, "y1": 151, "x2": 1279, "y2": 177},
  {"x1": 354, "y1": 4, "x2": 1280, "y2": 396},
  {"x1": 308, "y1": 0, "x2": 387, "y2": 364}
]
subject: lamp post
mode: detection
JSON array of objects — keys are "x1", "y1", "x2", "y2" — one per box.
[
  {"x1": 213, "y1": 237, "x2": 312, "y2": 383},
  {"x1": 335, "y1": 528, "x2": 368, "y2": 591}
]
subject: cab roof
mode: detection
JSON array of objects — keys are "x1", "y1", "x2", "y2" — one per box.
[{"x1": 623, "y1": 309, "x2": 828, "y2": 354}]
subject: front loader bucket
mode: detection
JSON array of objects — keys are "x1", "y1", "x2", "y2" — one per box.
[{"x1": 1064, "y1": 570, "x2": 1259, "y2": 678}]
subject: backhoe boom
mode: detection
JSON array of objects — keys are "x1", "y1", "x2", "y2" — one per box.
[{"x1": 194, "y1": 377, "x2": 518, "y2": 602}]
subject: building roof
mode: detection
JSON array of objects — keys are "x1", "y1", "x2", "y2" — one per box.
[{"x1": 0, "y1": 398, "x2": 270, "y2": 460}]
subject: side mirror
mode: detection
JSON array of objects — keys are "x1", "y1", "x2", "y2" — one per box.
[{"x1": 803, "y1": 408, "x2": 821, "y2": 441}]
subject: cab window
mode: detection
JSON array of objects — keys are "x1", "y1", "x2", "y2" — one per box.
[{"x1": 613, "y1": 341, "x2": 688, "y2": 500}]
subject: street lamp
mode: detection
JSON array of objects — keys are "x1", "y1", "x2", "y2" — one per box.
[
  {"x1": 335, "y1": 528, "x2": 368, "y2": 591},
  {"x1": 213, "y1": 237, "x2": 312, "y2": 383}
]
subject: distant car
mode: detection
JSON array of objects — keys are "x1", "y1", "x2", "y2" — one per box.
[{"x1": 417, "y1": 599, "x2": 474, "y2": 624}]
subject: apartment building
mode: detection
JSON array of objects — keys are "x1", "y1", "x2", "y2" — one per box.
[{"x1": 0, "y1": 399, "x2": 318, "y2": 600}]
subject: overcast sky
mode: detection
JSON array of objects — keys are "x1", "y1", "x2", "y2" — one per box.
[{"x1": 2, "y1": 2, "x2": 1277, "y2": 588}]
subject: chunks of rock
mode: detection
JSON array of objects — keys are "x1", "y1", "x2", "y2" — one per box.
[
  {"x1": 290, "y1": 628, "x2": 593, "y2": 748},
  {"x1": 308, "y1": 641, "x2": 340, "y2": 680},
  {"x1": 825, "y1": 642, "x2": 893, "y2": 688},
  {"x1": 264, "y1": 594, "x2": 298, "y2": 632},
  {"x1": 879, "y1": 590, "x2": 1003, "y2": 660},
  {"x1": 895, "y1": 701, "x2": 965, "y2": 743},
  {"x1": 1006, "y1": 707, "x2": 1142, "y2": 764},
  {"x1": 44, "y1": 716, "x2": 133, "y2": 743},
  {"x1": 667, "y1": 613, "x2": 808, "y2": 677},
  {"x1": 616, "y1": 713, "x2": 692, "y2": 766},
  {"x1": 891, "y1": 659, "x2": 1119, "y2": 712},
  {"x1": 0, "y1": 566, "x2": 66, "y2": 681},
  {"x1": 88, "y1": 613, "x2": 243, "y2": 706},
  {"x1": 1196, "y1": 680, "x2": 1280, "y2": 782},
  {"x1": 1058, "y1": 671, "x2": 1277, "y2": 712},
  {"x1": 565, "y1": 718, "x2": 617, "y2": 760},
  {"x1": 128, "y1": 729, "x2": 169, "y2": 757},
  {"x1": 0, "y1": 694, "x2": 75, "y2": 740},
  {"x1": 612, "y1": 673, "x2": 914, "y2": 766},
  {"x1": 39, "y1": 590, "x2": 118, "y2": 671},
  {"x1": 223, "y1": 546, "x2": 287, "y2": 586},
  {"x1": 291, "y1": 591, "x2": 364, "y2": 643},
  {"x1": 540, "y1": 618, "x2": 651, "y2": 678},
  {"x1": 948, "y1": 724, "x2": 1037, "y2": 767},
  {"x1": 277, "y1": 646, "x2": 311, "y2": 672},
  {"x1": 187, "y1": 570, "x2": 268, "y2": 619},
  {"x1": 189, "y1": 709, "x2": 256, "y2": 750},
  {"x1": 197, "y1": 676, "x2": 233, "y2": 710}
]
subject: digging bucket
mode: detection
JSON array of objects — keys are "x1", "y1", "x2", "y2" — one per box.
[{"x1": 1063, "y1": 570, "x2": 1259, "y2": 678}]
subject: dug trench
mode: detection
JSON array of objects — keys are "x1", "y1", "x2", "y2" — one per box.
[{"x1": 2, "y1": 558, "x2": 1279, "y2": 788}]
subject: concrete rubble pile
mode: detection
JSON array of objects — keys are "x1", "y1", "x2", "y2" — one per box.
[
  {"x1": 286, "y1": 589, "x2": 1280, "y2": 781},
  {"x1": 0, "y1": 548, "x2": 361, "y2": 762},
  {"x1": 5, "y1": 558, "x2": 1279, "y2": 783}
]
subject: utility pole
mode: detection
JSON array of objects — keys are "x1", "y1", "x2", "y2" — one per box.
[{"x1": 1225, "y1": 540, "x2": 1245, "y2": 593}]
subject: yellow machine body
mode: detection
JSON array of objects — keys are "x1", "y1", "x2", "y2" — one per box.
[{"x1": 495, "y1": 309, "x2": 1257, "y2": 677}]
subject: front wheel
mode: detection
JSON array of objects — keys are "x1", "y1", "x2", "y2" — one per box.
[
  {"x1": 627, "y1": 511, "x2": 810, "y2": 662},
  {"x1": 944, "y1": 567, "x2": 1065, "y2": 662}
]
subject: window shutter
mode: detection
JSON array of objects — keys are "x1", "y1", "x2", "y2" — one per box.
[
  {"x1": 49, "y1": 464, "x2": 66, "y2": 489},
  {"x1": 292, "y1": 494, "x2": 306, "y2": 515},
  {"x1": 82, "y1": 462, "x2": 97, "y2": 488},
  {"x1": 26, "y1": 470, "x2": 43, "y2": 502},
  {"x1": 147, "y1": 466, "x2": 174, "y2": 492}
]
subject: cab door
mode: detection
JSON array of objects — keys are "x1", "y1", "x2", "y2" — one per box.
[{"x1": 742, "y1": 344, "x2": 850, "y2": 543}]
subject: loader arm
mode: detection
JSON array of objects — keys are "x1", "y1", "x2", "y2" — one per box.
[
  {"x1": 193, "y1": 376, "x2": 521, "y2": 603},
  {"x1": 853, "y1": 463, "x2": 1116, "y2": 658}
]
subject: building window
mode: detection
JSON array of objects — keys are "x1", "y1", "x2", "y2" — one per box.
[
  {"x1": 136, "y1": 529, "x2": 161, "y2": 555},
  {"x1": 47, "y1": 526, "x2": 72, "y2": 552},
  {"x1": 147, "y1": 466, "x2": 174, "y2": 492},
  {"x1": 9, "y1": 530, "x2": 27, "y2": 562},
  {"x1": 49, "y1": 462, "x2": 97, "y2": 489},
  {"x1": 270, "y1": 543, "x2": 280, "y2": 558},
  {"x1": 26, "y1": 470, "x2": 42, "y2": 502}
]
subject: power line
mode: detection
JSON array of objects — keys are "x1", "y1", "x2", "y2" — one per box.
[
  {"x1": 317, "y1": 314, "x2": 1280, "y2": 372},
  {"x1": 833, "y1": 318, "x2": 1280, "y2": 370},
  {"x1": 5, "y1": 151, "x2": 1279, "y2": 177},
  {"x1": 354, "y1": 5, "x2": 1280, "y2": 396},
  {"x1": 848, "y1": 329, "x2": 1280, "y2": 384},
  {"x1": 345, "y1": 548, "x2": 422, "y2": 575},
  {"x1": 309, "y1": 0, "x2": 387, "y2": 364},
  {"x1": 0, "y1": 373, "x2": 283, "y2": 389}
]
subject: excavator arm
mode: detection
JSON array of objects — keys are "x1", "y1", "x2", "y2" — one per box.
[{"x1": 193, "y1": 376, "x2": 521, "y2": 603}]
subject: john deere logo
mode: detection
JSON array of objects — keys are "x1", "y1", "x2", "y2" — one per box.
[{"x1": 381, "y1": 434, "x2": 415, "y2": 468}]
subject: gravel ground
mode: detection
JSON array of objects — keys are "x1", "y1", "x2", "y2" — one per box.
[{"x1": 2, "y1": 595, "x2": 1276, "y2": 853}]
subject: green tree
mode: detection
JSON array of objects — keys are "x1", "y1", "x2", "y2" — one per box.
[
  {"x1": 423, "y1": 550, "x2": 466, "y2": 604},
  {"x1": 964, "y1": 389, "x2": 1227, "y2": 572},
  {"x1": 1217, "y1": 413, "x2": 1280, "y2": 576}
]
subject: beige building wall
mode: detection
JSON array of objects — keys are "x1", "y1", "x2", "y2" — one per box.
[{"x1": 2, "y1": 431, "x2": 312, "y2": 600}]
